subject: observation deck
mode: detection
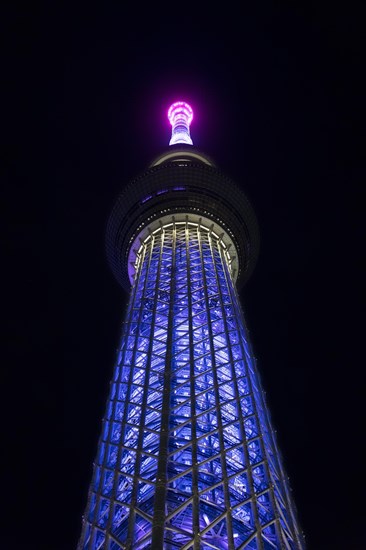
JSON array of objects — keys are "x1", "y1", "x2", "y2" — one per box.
[{"x1": 106, "y1": 145, "x2": 260, "y2": 291}]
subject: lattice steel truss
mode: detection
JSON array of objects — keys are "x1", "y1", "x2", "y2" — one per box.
[{"x1": 78, "y1": 219, "x2": 305, "y2": 549}]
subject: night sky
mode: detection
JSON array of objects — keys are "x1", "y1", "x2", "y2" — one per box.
[{"x1": 5, "y1": 3, "x2": 365, "y2": 549}]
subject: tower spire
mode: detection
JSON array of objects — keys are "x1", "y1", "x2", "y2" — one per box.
[{"x1": 168, "y1": 101, "x2": 193, "y2": 145}]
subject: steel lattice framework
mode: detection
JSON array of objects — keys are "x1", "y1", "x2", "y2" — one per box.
[
  {"x1": 79, "y1": 218, "x2": 304, "y2": 549},
  {"x1": 78, "y1": 101, "x2": 305, "y2": 549}
]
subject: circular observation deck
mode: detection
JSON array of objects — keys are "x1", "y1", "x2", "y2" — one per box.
[{"x1": 106, "y1": 146, "x2": 260, "y2": 291}]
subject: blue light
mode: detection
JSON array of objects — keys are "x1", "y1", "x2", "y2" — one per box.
[
  {"x1": 141, "y1": 194, "x2": 153, "y2": 204},
  {"x1": 79, "y1": 221, "x2": 304, "y2": 548}
]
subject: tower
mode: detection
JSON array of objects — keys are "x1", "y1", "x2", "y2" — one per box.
[{"x1": 78, "y1": 101, "x2": 305, "y2": 549}]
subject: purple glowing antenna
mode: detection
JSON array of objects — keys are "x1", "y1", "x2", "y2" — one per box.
[{"x1": 168, "y1": 101, "x2": 193, "y2": 146}]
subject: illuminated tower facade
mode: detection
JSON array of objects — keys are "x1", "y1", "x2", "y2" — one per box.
[{"x1": 78, "y1": 102, "x2": 305, "y2": 549}]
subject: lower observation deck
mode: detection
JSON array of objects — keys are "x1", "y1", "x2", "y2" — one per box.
[{"x1": 106, "y1": 148, "x2": 260, "y2": 291}]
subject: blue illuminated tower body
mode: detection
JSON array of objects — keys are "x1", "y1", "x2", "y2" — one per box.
[{"x1": 78, "y1": 102, "x2": 305, "y2": 549}]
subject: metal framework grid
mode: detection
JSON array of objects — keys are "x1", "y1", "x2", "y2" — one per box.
[{"x1": 79, "y1": 219, "x2": 304, "y2": 550}]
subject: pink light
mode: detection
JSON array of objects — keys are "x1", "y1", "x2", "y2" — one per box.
[
  {"x1": 167, "y1": 101, "x2": 194, "y2": 146},
  {"x1": 168, "y1": 101, "x2": 193, "y2": 126}
]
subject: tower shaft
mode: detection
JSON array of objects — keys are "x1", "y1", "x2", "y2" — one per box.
[{"x1": 79, "y1": 218, "x2": 304, "y2": 549}]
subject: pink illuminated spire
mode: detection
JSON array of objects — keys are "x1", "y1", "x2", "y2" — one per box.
[{"x1": 167, "y1": 101, "x2": 193, "y2": 146}]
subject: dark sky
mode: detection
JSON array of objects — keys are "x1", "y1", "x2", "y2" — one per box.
[{"x1": 4, "y1": 2, "x2": 365, "y2": 549}]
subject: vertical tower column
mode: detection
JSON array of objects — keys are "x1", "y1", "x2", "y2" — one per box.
[
  {"x1": 79, "y1": 219, "x2": 304, "y2": 549},
  {"x1": 78, "y1": 99, "x2": 305, "y2": 549}
]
